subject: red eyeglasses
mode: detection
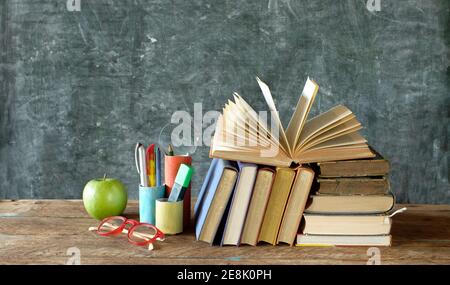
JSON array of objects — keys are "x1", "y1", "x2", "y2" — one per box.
[{"x1": 89, "y1": 216, "x2": 165, "y2": 251}]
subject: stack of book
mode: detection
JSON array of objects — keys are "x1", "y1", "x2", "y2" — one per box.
[
  {"x1": 194, "y1": 159, "x2": 315, "y2": 246},
  {"x1": 297, "y1": 154, "x2": 395, "y2": 246},
  {"x1": 194, "y1": 77, "x2": 401, "y2": 247}
]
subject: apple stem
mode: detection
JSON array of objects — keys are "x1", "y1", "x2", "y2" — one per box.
[{"x1": 103, "y1": 173, "x2": 107, "y2": 181}]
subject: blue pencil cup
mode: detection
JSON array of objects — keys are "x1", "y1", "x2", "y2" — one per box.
[{"x1": 139, "y1": 185, "x2": 166, "y2": 224}]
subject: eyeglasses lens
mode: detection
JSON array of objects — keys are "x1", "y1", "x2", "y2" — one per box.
[
  {"x1": 129, "y1": 224, "x2": 158, "y2": 243},
  {"x1": 98, "y1": 217, "x2": 125, "y2": 235}
]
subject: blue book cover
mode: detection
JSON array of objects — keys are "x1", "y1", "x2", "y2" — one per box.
[
  {"x1": 194, "y1": 159, "x2": 236, "y2": 240},
  {"x1": 194, "y1": 158, "x2": 218, "y2": 221}
]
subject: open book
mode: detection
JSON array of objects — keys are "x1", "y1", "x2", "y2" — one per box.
[{"x1": 210, "y1": 77, "x2": 375, "y2": 167}]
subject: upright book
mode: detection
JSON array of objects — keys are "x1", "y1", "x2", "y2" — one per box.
[
  {"x1": 221, "y1": 162, "x2": 258, "y2": 246},
  {"x1": 195, "y1": 159, "x2": 238, "y2": 244},
  {"x1": 258, "y1": 167, "x2": 296, "y2": 245},
  {"x1": 240, "y1": 168, "x2": 275, "y2": 246},
  {"x1": 277, "y1": 167, "x2": 315, "y2": 246},
  {"x1": 210, "y1": 77, "x2": 375, "y2": 167}
]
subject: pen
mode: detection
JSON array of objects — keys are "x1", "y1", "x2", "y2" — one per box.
[
  {"x1": 146, "y1": 144, "x2": 156, "y2": 187},
  {"x1": 155, "y1": 145, "x2": 162, "y2": 187}
]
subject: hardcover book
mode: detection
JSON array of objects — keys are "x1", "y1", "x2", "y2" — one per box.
[
  {"x1": 195, "y1": 159, "x2": 238, "y2": 244},
  {"x1": 317, "y1": 153, "x2": 390, "y2": 177},
  {"x1": 317, "y1": 177, "x2": 390, "y2": 195},
  {"x1": 240, "y1": 168, "x2": 275, "y2": 246},
  {"x1": 301, "y1": 214, "x2": 393, "y2": 235},
  {"x1": 304, "y1": 194, "x2": 395, "y2": 214},
  {"x1": 277, "y1": 167, "x2": 315, "y2": 246},
  {"x1": 297, "y1": 234, "x2": 392, "y2": 246},
  {"x1": 221, "y1": 162, "x2": 258, "y2": 246},
  {"x1": 210, "y1": 77, "x2": 375, "y2": 167},
  {"x1": 258, "y1": 167, "x2": 296, "y2": 245}
]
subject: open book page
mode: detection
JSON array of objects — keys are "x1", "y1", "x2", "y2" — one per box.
[
  {"x1": 232, "y1": 94, "x2": 288, "y2": 154},
  {"x1": 309, "y1": 132, "x2": 367, "y2": 150},
  {"x1": 296, "y1": 105, "x2": 354, "y2": 149},
  {"x1": 304, "y1": 132, "x2": 367, "y2": 151},
  {"x1": 285, "y1": 77, "x2": 319, "y2": 151},
  {"x1": 233, "y1": 93, "x2": 268, "y2": 132},
  {"x1": 211, "y1": 114, "x2": 291, "y2": 167},
  {"x1": 256, "y1": 77, "x2": 291, "y2": 157},
  {"x1": 296, "y1": 114, "x2": 356, "y2": 151},
  {"x1": 210, "y1": 77, "x2": 375, "y2": 167},
  {"x1": 296, "y1": 117, "x2": 362, "y2": 153},
  {"x1": 223, "y1": 100, "x2": 273, "y2": 148}
]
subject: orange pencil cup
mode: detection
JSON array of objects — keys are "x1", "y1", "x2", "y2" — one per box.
[{"x1": 165, "y1": 154, "x2": 192, "y2": 228}]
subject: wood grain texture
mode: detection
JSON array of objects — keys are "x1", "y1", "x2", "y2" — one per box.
[{"x1": 0, "y1": 200, "x2": 449, "y2": 265}]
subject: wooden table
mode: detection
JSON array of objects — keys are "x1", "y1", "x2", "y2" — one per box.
[{"x1": 0, "y1": 200, "x2": 449, "y2": 265}]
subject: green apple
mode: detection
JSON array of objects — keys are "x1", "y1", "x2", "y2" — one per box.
[{"x1": 83, "y1": 175, "x2": 128, "y2": 220}]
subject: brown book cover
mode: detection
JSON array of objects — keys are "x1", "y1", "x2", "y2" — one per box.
[
  {"x1": 317, "y1": 177, "x2": 390, "y2": 195},
  {"x1": 317, "y1": 150, "x2": 389, "y2": 177}
]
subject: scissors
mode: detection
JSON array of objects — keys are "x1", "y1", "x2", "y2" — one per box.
[{"x1": 134, "y1": 143, "x2": 148, "y2": 187}]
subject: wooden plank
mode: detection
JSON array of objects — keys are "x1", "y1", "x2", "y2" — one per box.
[{"x1": 0, "y1": 200, "x2": 450, "y2": 265}]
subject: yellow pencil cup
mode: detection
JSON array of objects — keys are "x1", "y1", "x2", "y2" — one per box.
[{"x1": 155, "y1": 198, "x2": 183, "y2": 235}]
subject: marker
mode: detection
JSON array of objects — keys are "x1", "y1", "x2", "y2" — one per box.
[{"x1": 167, "y1": 164, "x2": 193, "y2": 202}]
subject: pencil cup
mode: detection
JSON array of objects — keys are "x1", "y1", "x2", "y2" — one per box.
[
  {"x1": 139, "y1": 185, "x2": 166, "y2": 225},
  {"x1": 155, "y1": 198, "x2": 183, "y2": 235},
  {"x1": 165, "y1": 155, "x2": 192, "y2": 228}
]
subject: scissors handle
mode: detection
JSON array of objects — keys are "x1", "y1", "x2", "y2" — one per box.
[{"x1": 135, "y1": 143, "x2": 142, "y2": 174}]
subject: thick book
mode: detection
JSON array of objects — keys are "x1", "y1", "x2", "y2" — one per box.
[
  {"x1": 240, "y1": 168, "x2": 275, "y2": 246},
  {"x1": 317, "y1": 155, "x2": 390, "y2": 177},
  {"x1": 195, "y1": 159, "x2": 238, "y2": 244},
  {"x1": 304, "y1": 194, "x2": 395, "y2": 214},
  {"x1": 221, "y1": 162, "x2": 258, "y2": 246},
  {"x1": 301, "y1": 214, "x2": 393, "y2": 235},
  {"x1": 317, "y1": 177, "x2": 390, "y2": 195},
  {"x1": 296, "y1": 234, "x2": 392, "y2": 246},
  {"x1": 258, "y1": 167, "x2": 296, "y2": 245},
  {"x1": 210, "y1": 77, "x2": 375, "y2": 167},
  {"x1": 277, "y1": 167, "x2": 315, "y2": 246}
]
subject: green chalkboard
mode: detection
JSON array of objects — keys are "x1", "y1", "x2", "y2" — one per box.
[{"x1": 0, "y1": 0, "x2": 449, "y2": 203}]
